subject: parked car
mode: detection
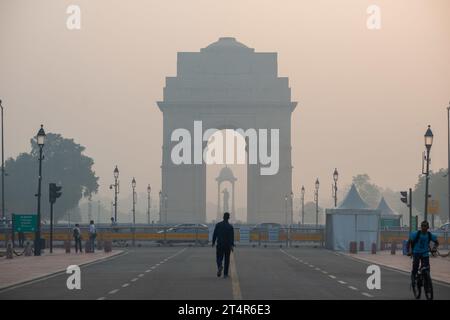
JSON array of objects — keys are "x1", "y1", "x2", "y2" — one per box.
[
  {"x1": 157, "y1": 223, "x2": 209, "y2": 245},
  {"x1": 439, "y1": 223, "x2": 450, "y2": 232}
]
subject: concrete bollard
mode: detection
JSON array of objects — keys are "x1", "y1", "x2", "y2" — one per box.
[
  {"x1": 359, "y1": 241, "x2": 365, "y2": 252},
  {"x1": 64, "y1": 240, "x2": 71, "y2": 253},
  {"x1": 371, "y1": 243, "x2": 377, "y2": 254},
  {"x1": 104, "y1": 240, "x2": 112, "y2": 253},
  {"x1": 6, "y1": 242, "x2": 13, "y2": 259},
  {"x1": 391, "y1": 241, "x2": 396, "y2": 255},
  {"x1": 97, "y1": 240, "x2": 103, "y2": 251},
  {"x1": 85, "y1": 240, "x2": 92, "y2": 253},
  {"x1": 24, "y1": 241, "x2": 33, "y2": 256}
]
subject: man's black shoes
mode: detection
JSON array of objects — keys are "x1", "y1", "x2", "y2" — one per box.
[{"x1": 217, "y1": 266, "x2": 223, "y2": 277}]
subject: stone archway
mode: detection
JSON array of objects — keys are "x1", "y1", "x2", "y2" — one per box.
[{"x1": 157, "y1": 37, "x2": 297, "y2": 224}]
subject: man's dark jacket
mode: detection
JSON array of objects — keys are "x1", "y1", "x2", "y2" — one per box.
[{"x1": 212, "y1": 221, "x2": 234, "y2": 248}]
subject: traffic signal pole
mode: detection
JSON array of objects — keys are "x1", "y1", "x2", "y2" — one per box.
[
  {"x1": 49, "y1": 183, "x2": 62, "y2": 254},
  {"x1": 409, "y1": 188, "x2": 412, "y2": 234},
  {"x1": 50, "y1": 201, "x2": 54, "y2": 253}
]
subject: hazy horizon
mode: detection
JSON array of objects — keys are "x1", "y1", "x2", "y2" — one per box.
[{"x1": 2, "y1": 0, "x2": 449, "y2": 218}]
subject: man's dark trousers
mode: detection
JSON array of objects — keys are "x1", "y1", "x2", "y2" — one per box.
[{"x1": 216, "y1": 245, "x2": 232, "y2": 276}]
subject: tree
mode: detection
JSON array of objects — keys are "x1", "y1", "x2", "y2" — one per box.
[
  {"x1": 351, "y1": 174, "x2": 382, "y2": 208},
  {"x1": 412, "y1": 168, "x2": 448, "y2": 224},
  {"x1": 2, "y1": 133, "x2": 99, "y2": 223}
]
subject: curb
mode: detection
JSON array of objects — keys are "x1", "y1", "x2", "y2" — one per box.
[
  {"x1": 339, "y1": 252, "x2": 450, "y2": 288},
  {"x1": 0, "y1": 250, "x2": 126, "y2": 293}
]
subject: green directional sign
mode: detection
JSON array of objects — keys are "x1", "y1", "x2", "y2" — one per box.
[{"x1": 13, "y1": 214, "x2": 37, "y2": 232}]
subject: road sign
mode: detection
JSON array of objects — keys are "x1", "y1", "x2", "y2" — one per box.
[
  {"x1": 13, "y1": 214, "x2": 37, "y2": 232},
  {"x1": 428, "y1": 200, "x2": 439, "y2": 215}
]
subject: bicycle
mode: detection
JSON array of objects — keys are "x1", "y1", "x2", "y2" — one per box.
[
  {"x1": 410, "y1": 248, "x2": 435, "y2": 300},
  {"x1": 411, "y1": 263, "x2": 433, "y2": 300}
]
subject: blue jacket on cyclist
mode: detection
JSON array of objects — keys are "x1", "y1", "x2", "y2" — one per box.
[
  {"x1": 409, "y1": 229, "x2": 438, "y2": 257},
  {"x1": 408, "y1": 220, "x2": 439, "y2": 282}
]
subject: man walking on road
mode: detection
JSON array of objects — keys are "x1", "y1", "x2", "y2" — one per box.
[{"x1": 212, "y1": 212, "x2": 234, "y2": 278}]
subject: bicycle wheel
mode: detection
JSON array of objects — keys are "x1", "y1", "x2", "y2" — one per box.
[
  {"x1": 412, "y1": 275, "x2": 421, "y2": 299},
  {"x1": 423, "y1": 270, "x2": 434, "y2": 300}
]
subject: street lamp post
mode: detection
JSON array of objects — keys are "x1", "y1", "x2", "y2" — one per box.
[
  {"x1": 132, "y1": 177, "x2": 136, "y2": 246},
  {"x1": 110, "y1": 166, "x2": 119, "y2": 223},
  {"x1": 164, "y1": 194, "x2": 168, "y2": 225},
  {"x1": 164, "y1": 194, "x2": 168, "y2": 245},
  {"x1": 423, "y1": 125, "x2": 433, "y2": 223},
  {"x1": 132, "y1": 178, "x2": 136, "y2": 226},
  {"x1": 0, "y1": 100, "x2": 5, "y2": 223},
  {"x1": 34, "y1": 125, "x2": 46, "y2": 256},
  {"x1": 314, "y1": 178, "x2": 320, "y2": 228},
  {"x1": 147, "y1": 185, "x2": 151, "y2": 225},
  {"x1": 301, "y1": 186, "x2": 305, "y2": 225},
  {"x1": 284, "y1": 195, "x2": 288, "y2": 227},
  {"x1": 447, "y1": 103, "x2": 450, "y2": 225},
  {"x1": 333, "y1": 168, "x2": 339, "y2": 207},
  {"x1": 159, "y1": 190, "x2": 162, "y2": 224},
  {"x1": 290, "y1": 191, "x2": 293, "y2": 226}
]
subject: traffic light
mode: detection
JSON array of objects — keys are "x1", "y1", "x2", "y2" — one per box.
[
  {"x1": 400, "y1": 191, "x2": 408, "y2": 206},
  {"x1": 400, "y1": 191, "x2": 407, "y2": 203},
  {"x1": 49, "y1": 183, "x2": 62, "y2": 204}
]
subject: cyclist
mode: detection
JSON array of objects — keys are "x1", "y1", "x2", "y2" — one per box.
[{"x1": 407, "y1": 220, "x2": 439, "y2": 287}]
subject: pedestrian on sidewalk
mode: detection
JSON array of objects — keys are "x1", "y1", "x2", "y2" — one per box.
[
  {"x1": 212, "y1": 212, "x2": 235, "y2": 278},
  {"x1": 89, "y1": 220, "x2": 97, "y2": 252},
  {"x1": 73, "y1": 224, "x2": 82, "y2": 253}
]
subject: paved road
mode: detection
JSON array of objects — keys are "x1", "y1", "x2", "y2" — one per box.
[{"x1": 1, "y1": 246, "x2": 449, "y2": 300}]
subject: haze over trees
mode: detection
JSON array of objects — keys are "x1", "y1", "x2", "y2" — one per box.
[{"x1": 2, "y1": 133, "x2": 99, "y2": 223}]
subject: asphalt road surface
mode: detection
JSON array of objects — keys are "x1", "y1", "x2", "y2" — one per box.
[{"x1": 1, "y1": 246, "x2": 450, "y2": 300}]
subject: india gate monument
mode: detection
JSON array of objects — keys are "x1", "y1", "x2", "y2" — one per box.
[{"x1": 157, "y1": 37, "x2": 297, "y2": 224}]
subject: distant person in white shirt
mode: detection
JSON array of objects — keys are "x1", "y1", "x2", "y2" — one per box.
[{"x1": 89, "y1": 220, "x2": 97, "y2": 252}]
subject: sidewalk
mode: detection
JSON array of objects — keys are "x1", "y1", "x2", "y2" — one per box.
[
  {"x1": 343, "y1": 250, "x2": 450, "y2": 284},
  {"x1": 0, "y1": 248, "x2": 123, "y2": 290}
]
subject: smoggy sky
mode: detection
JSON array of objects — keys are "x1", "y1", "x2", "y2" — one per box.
[{"x1": 1, "y1": 0, "x2": 449, "y2": 221}]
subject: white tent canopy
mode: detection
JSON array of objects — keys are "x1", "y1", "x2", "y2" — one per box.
[{"x1": 325, "y1": 184, "x2": 380, "y2": 251}]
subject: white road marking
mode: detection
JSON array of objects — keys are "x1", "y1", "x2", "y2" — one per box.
[
  {"x1": 122, "y1": 283, "x2": 129, "y2": 288},
  {"x1": 329, "y1": 275, "x2": 336, "y2": 279},
  {"x1": 131, "y1": 278, "x2": 138, "y2": 282},
  {"x1": 362, "y1": 292, "x2": 373, "y2": 297},
  {"x1": 151, "y1": 266, "x2": 157, "y2": 269},
  {"x1": 322, "y1": 271, "x2": 328, "y2": 274},
  {"x1": 315, "y1": 268, "x2": 321, "y2": 271},
  {"x1": 145, "y1": 269, "x2": 151, "y2": 273},
  {"x1": 338, "y1": 280, "x2": 347, "y2": 285},
  {"x1": 108, "y1": 289, "x2": 119, "y2": 295},
  {"x1": 348, "y1": 286, "x2": 358, "y2": 291},
  {"x1": 138, "y1": 274, "x2": 144, "y2": 277},
  {"x1": 97, "y1": 297, "x2": 106, "y2": 300}
]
